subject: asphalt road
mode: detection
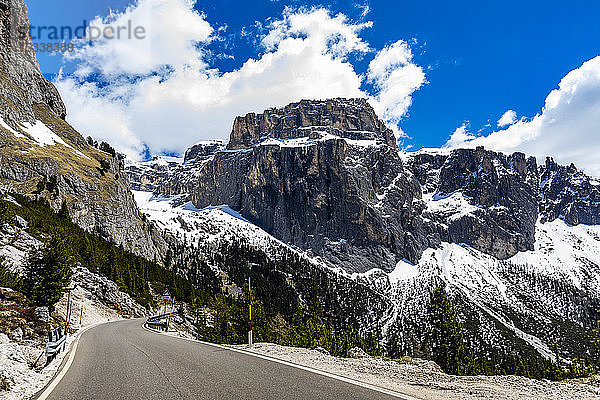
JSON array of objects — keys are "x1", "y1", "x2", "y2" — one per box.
[{"x1": 39, "y1": 319, "x2": 406, "y2": 400}]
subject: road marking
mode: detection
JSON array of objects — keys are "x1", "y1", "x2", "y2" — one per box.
[
  {"x1": 143, "y1": 323, "x2": 421, "y2": 400},
  {"x1": 35, "y1": 321, "x2": 109, "y2": 400}
]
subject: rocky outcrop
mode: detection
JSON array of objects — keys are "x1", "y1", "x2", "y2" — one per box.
[
  {"x1": 540, "y1": 157, "x2": 600, "y2": 225},
  {"x1": 227, "y1": 98, "x2": 397, "y2": 150},
  {"x1": 0, "y1": 0, "x2": 166, "y2": 262},
  {"x1": 184, "y1": 140, "x2": 224, "y2": 163},
  {"x1": 407, "y1": 147, "x2": 539, "y2": 259},
  {"x1": 126, "y1": 156, "x2": 182, "y2": 193},
  {"x1": 0, "y1": 0, "x2": 66, "y2": 122},
  {"x1": 70, "y1": 266, "x2": 147, "y2": 318},
  {"x1": 149, "y1": 100, "x2": 441, "y2": 273}
]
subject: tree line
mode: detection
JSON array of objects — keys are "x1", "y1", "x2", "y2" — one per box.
[{"x1": 1, "y1": 193, "x2": 598, "y2": 380}]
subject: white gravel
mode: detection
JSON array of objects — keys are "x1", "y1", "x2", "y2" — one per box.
[
  {"x1": 0, "y1": 333, "x2": 75, "y2": 400},
  {"x1": 232, "y1": 343, "x2": 600, "y2": 400}
]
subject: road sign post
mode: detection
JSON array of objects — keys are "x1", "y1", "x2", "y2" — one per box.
[
  {"x1": 167, "y1": 298, "x2": 175, "y2": 331},
  {"x1": 161, "y1": 289, "x2": 171, "y2": 323},
  {"x1": 65, "y1": 291, "x2": 71, "y2": 332},
  {"x1": 248, "y1": 277, "x2": 252, "y2": 347}
]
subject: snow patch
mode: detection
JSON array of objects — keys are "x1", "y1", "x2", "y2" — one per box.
[
  {"x1": 21, "y1": 121, "x2": 70, "y2": 148},
  {"x1": 133, "y1": 191, "x2": 289, "y2": 253},
  {"x1": 259, "y1": 133, "x2": 382, "y2": 149},
  {"x1": 388, "y1": 259, "x2": 418, "y2": 284},
  {"x1": 425, "y1": 191, "x2": 480, "y2": 221},
  {"x1": 0, "y1": 118, "x2": 25, "y2": 139},
  {"x1": 509, "y1": 218, "x2": 600, "y2": 290}
]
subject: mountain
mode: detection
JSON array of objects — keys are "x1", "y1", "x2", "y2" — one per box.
[
  {"x1": 385, "y1": 148, "x2": 600, "y2": 361},
  {"x1": 149, "y1": 99, "x2": 440, "y2": 273},
  {"x1": 0, "y1": 0, "x2": 165, "y2": 260},
  {"x1": 2, "y1": 0, "x2": 596, "y2": 377},
  {"x1": 127, "y1": 98, "x2": 600, "y2": 370}
]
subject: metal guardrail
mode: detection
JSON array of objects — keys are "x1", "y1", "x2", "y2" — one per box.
[
  {"x1": 147, "y1": 313, "x2": 170, "y2": 322},
  {"x1": 46, "y1": 327, "x2": 66, "y2": 363},
  {"x1": 146, "y1": 313, "x2": 171, "y2": 331}
]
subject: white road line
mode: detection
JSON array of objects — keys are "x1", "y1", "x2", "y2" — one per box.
[
  {"x1": 35, "y1": 322, "x2": 108, "y2": 400},
  {"x1": 143, "y1": 323, "x2": 421, "y2": 400}
]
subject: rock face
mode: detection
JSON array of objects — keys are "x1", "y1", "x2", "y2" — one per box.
[
  {"x1": 155, "y1": 99, "x2": 440, "y2": 273},
  {"x1": 184, "y1": 140, "x2": 225, "y2": 163},
  {"x1": 540, "y1": 157, "x2": 600, "y2": 225},
  {"x1": 126, "y1": 156, "x2": 183, "y2": 193},
  {"x1": 227, "y1": 98, "x2": 397, "y2": 150},
  {"x1": 0, "y1": 0, "x2": 166, "y2": 261},
  {"x1": 134, "y1": 99, "x2": 599, "y2": 272},
  {"x1": 407, "y1": 148, "x2": 539, "y2": 259},
  {"x1": 0, "y1": 0, "x2": 66, "y2": 122}
]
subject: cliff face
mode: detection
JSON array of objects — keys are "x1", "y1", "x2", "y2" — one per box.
[
  {"x1": 134, "y1": 98, "x2": 600, "y2": 273},
  {"x1": 133, "y1": 99, "x2": 546, "y2": 272},
  {"x1": 227, "y1": 98, "x2": 397, "y2": 150},
  {"x1": 0, "y1": 0, "x2": 65, "y2": 122},
  {"x1": 151, "y1": 99, "x2": 440, "y2": 272},
  {"x1": 407, "y1": 148, "x2": 540, "y2": 259},
  {"x1": 540, "y1": 157, "x2": 600, "y2": 225},
  {"x1": 0, "y1": 0, "x2": 166, "y2": 261}
]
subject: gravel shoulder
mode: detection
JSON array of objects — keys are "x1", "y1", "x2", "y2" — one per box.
[{"x1": 231, "y1": 343, "x2": 600, "y2": 400}]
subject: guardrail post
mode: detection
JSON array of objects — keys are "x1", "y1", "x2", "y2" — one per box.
[{"x1": 45, "y1": 326, "x2": 68, "y2": 365}]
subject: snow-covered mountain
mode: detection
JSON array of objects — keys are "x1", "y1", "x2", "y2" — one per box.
[{"x1": 126, "y1": 99, "x2": 600, "y2": 367}]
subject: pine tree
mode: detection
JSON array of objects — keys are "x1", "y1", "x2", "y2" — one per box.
[
  {"x1": 425, "y1": 286, "x2": 474, "y2": 375},
  {"x1": 22, "y1": 234, "x2": 73, "y2": 310},
  {"x1": 0, "y1": 257, "x2": 20, "y2": 289}
]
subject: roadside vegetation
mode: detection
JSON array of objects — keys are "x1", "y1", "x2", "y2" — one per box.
[
  {"x1": 0, "y1": 194, "x2": 199, "y2": 309},
  {"x1": 1, "y1": 193, "x2": 597, "y2": 381},
  {"x1": 422, "y1": 286, "x2": 599, "y2": 381}
]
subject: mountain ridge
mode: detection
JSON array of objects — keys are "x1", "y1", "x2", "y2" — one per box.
[{"x1": 126, "y1": 98, "x2": 600, "y2": 369}]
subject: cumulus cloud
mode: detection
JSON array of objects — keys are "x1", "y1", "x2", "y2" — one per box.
[
  {"x1": 497, "y1": 109, "x2": 517, "y2": 127},
  {"x1": 367, "y1": 40, "x2": 426, "y2": 138},
  {"x1": 443, "y1": 124, "x2": 475, "y2": 149},
  {"x1": 67, "y1": 0, "x2": 213, "y2": 77},
  {"x1": 444, "y1": 56, "x2": 600, "y2": 176},
  {"x1": 55, "y1": 1, "x2": 424, "y2": 159}
]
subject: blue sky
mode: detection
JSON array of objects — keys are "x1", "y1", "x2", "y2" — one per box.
[{"x1": 25, "y1": 0, "x2": 600, "y2": 173}]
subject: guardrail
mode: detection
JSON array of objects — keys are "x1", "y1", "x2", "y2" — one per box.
[
  {"x1": 147, "y1": 313, "x2": 171, "y2": 322},
  {"x1": 146, "y1": 313, "x2": 171, "y2": 331},
  {"x1": 46, "y1": 327, "x2": 66, "y2": 364}
]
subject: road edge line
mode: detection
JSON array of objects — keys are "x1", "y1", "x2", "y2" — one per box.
[
  {"x1": 142, "y1": 323, "x2": 421, "y2": 400},
  {"x1": 34, "y1": 321, "x2": 110, "y2": 400}
]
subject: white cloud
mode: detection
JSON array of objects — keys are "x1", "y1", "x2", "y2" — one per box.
[
  {"x1": 66, "y1": 0, "x2": 213, "y2": 77},
  {"x1": 367, "y1": 40, "x2": 426, "y2": 138},
  {"x1": 55, "y1": 2, "x2": 424, "y2": 159},
  {"x1": 497, "y1": 109, "x2": 517, "y2": 127},
  {"x1": 261, "y1": 7, "x2": 372, "y2": 57},
  {"x1": 444, "y1": 56, "x2": 600, "y2": 176},
  {"x1": 443, "y1": 124, "x2": 475, "y2": 149}
]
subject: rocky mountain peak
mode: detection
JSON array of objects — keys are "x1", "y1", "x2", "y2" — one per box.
[
  {"x1": 0, "y1": 0, "x2": 166, "y2": 262},
  {"x1": 226, "y1": 98, "x2": 397, "y2": 150},
  {"x1": 184, "y1": 140, "x2": 224, "y2": 163},
  {"x1": 540, "y1": 156, "x2": 600, "y2": 225}
]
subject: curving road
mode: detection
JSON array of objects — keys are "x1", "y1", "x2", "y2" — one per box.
[{"x1": 36, "y1": 319, "x2": 411, "y2": 400}]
